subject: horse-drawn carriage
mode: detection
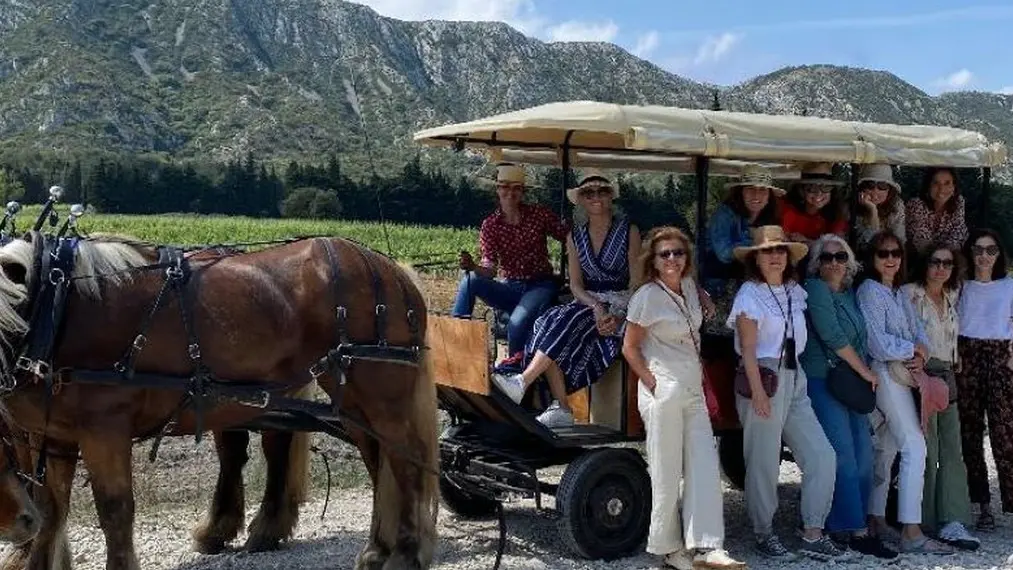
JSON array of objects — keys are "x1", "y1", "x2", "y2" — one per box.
[
  {"x1": 0, "y1": 101, "x2": 1003, "y2": 570},
  {"x1": 413, "y1": 100, "x2": 1008, "y2": 561}
]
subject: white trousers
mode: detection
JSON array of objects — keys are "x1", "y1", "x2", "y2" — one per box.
[
  {"x1": 867, "y1": 361, "x2": 927, "y2": 524},
  {"x1": 638, "y1": 365, "x2": 724, "y2": 555}
]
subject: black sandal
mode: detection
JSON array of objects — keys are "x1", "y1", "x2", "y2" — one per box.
[{"x1": 976, "y1": 510, "x2": 996, "y2": 532}]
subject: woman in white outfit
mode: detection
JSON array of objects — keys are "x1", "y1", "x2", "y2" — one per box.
[
  {"x1": 856, "y1": 230, "x2": 954, "y2": 554},
  {"x1": 727, "y1": 226, "x2": 849, "y2": 562},
  {"x1": 623, "y1": 226, "x2": 746, "y2": 570}
]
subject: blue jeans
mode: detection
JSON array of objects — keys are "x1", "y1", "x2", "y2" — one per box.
[
  {"x1": 451, "y1": 272, "x2": 557, "y2": 355},
  {"x1": 807, "y1": 375, "x2": 874, "y2": 532}
]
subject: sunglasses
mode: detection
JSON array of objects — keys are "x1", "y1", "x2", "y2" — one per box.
[
  {"x1": 928, "y1": 257, "x2": 954, "y2": 269},
  {"x1": 862, "y1": 182, "x2": 893, "y2": 192},
  {"x1": 804, "y1": 186, "x2": 833, "y2": 195},
  {"x1": 759, "y1": 246, "x2": 790, "y2": 256},
  {"x1": 875, "y1": 248, "x2": 903, "y2": 259},
  {"x1": 579, "y1": 187, "x2": 613, "y2": 199},
  {"x1": 972, "y1": 244, "x2": 1000, "y2": 257},
  {"x1": 655, "y1": 248, "x2": 686, "y2": 260},
  {"x1": 819, "y1": 251, "x2": 849, "y2": 264}
]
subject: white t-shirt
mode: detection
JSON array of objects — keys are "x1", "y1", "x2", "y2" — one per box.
[
  {"x1": 957, "y1": 277, "x2": 1013, "y2": 340},
  {"x1": 626, "y1": 277, "x2": 703, "y2": 384},
  {"x1": 726, "y1": 280, "x2": 808, "y2": 359}
]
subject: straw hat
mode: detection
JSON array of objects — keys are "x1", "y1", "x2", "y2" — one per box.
[
  {"x1": 857, "y1": 163, "x2": 900, "y2": 193},
  {"x1": 496, "y1": 163, "x2": 526, "y2": 185},
  {"x1": 733, "y1": 225, "x2": 809, "y2": 264},
  {"x1": 725, "y1": 164, "x2": 785, "y2": 197},
  {"x1": 566, "y1": 168, "x2": 619, "y2": 205},
  {"x1": 791, "y1": 162, "x2": 846, "y2": 189}
]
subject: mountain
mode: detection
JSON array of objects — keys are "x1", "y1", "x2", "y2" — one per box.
[{"x1": 0, "y1": 0, "x2": 1008, "y2": 180}]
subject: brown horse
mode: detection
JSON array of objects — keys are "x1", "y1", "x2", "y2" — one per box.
[
  {"x1": 0, "y1": 233, "x2": 440, "y2": 570},
  {"x1": 0, "y1": 432, "x2": 41, "y2": 548}
]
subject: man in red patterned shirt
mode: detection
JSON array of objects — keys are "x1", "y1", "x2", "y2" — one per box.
[{"x1": 453, "y1": 163, "x2": 569, "y2": 362}]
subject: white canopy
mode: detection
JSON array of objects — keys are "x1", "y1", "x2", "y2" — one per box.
[
  {"x1": 413, "y1": 100, "x2": 1009, "y2": 169},
  {"x1": 493, "y1": 148, "x2": 802, "y2": 179}
]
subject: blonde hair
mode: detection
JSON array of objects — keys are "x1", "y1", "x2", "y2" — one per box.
[{"x1": 636, "y1": 226, "x2": 694, "y2": 288}]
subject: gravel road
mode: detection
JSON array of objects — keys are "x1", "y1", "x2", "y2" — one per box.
[{"x1": 11, "y1": 432, "x2": 1009, "y2": 570}]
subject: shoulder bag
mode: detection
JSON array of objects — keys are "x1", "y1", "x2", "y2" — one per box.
[
  {"x1": 806, "y1": 309, "x2": 876, "y2": 414},
  {"x1": 656, "y1": 281, "x2": 721, "y2": 420},
  {"x1": 732, "y1": 284, "x2": 793, "y2": 400}
]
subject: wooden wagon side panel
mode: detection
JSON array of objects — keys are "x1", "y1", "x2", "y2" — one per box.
[{"x1": 427, "y1": 314, "x2": 490, "y2": 396}]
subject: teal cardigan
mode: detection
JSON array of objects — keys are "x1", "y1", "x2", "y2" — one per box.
[{"x1": 801, "y1": 277, "x2": 869, "y2": 380}]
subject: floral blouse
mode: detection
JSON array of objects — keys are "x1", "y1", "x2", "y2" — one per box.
[{"x1": 905, "y1": 196, "x2": 968, "y2": 254}]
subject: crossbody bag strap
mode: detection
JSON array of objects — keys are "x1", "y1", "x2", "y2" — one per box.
[{"x1": 655, "y1": 280, "x2": 702, "y2": 356}]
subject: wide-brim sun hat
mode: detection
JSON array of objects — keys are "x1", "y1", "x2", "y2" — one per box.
[
  {"x1": 724, "y1": 164, "x2": 786, "y2": 197},
  {"x1": 567, "y1": 168, "x2": 619, "y2": 205},
  {"x1": 733, "y1": 225, "x2": 809, "y2": 264},
  {"x1": 856, "y1": 163, "x2": 901, "y2": 193},
  {"x1": 790, "y1": 162, "x2": 847, "y2": 190}
]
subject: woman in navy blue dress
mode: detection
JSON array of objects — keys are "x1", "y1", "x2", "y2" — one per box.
[{"x1": 492, "y1": 170, "x2": 641, "y2": 427}]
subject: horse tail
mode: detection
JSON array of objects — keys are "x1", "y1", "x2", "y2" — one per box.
[
  {"x1": 414, "y1": 348, "x2": 440, "y2": 566},
  {"x1": 286, "y1": 382, "x2": 315, "y2": 506}
]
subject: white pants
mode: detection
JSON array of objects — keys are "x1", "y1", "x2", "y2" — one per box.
[
  {"x1": 867, "y1": 361, "x2": 927, "y2": 524},
  {"x1": 638, "y1": 365, "x2": 724, "y2": 555}
]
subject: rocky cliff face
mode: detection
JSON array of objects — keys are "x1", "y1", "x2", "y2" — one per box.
[{"x1": 0, "y1": 0, "x2": 1008, "y2": 179}]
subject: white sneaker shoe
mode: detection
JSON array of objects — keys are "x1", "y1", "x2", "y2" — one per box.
[
  {"x1": 491, "y1": 372, "x2": 525, "y2": 404},
  {"x1": 535, "y1": 400, "x2": 574, "y2": 428},
  {"x1": 694, "y1": 548, "x2": 747, "y2": 569},
  {"x1": 662, "y1": 549, "x2": 694, "y2": 570}
]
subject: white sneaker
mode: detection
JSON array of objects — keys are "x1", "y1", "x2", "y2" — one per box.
[
  {"x1": 536, "y1": 400, "x2": 574, "y2": 428},
  {"x1": 694, "y1": 548, "x2": 747, "y2": 569},
  {"x1": 662, "y1": 549, "x2": 694, "y2": 570},
  {"x1": 491, "y1": 372, "x2": 525, "y2": 404}
]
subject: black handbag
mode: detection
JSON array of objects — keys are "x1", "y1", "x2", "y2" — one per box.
[{"x1": 807, "y1": 313, "x2": 876, "y2": 414}]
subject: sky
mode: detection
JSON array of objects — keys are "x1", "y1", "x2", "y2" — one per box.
[{"x1": 350, "y1": 0, "x2": 1012, "y2": 95}]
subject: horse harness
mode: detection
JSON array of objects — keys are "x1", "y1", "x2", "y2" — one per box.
[{"x1": 3, "y1": 233, "x2": 431, "y2": 484}]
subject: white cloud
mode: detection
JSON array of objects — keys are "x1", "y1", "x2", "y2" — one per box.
[
  {"x1": 632, "y1": 30, "x2": 660, "y2": 57},
  {"x1": 350, "y1": 0, "x2": 544, "y2": 34},
  {"x1": 668, "y1": 5, "x2": 1013, "y2": 37},
  {"x1": 693, "y1": 32, "x2": 741, "y2": 65},
  {"x1": 1001, "y1": 86, "x2": 1013, "y2": 95},
  {"x1": 935, "y1": 68, "x2": 974, "y2": 91},
  {"x1": 545, "y1": 20, "x2": 619, "y2": 43}
]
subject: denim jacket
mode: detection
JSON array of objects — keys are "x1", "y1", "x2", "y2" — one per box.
[{"x1": 702, "y1": 204, "x2": 752, "y2": 295}]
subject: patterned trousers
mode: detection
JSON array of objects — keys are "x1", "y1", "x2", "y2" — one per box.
[{"x1": 956, "y1": 337, "x2": 1013, "y2": 512}]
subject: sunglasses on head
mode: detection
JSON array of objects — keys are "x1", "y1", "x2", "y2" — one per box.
[
  {"x1": 875, "y1": 248, "x2": 903, "y2": 259},
  {"x1": 655, "y1": 248, "x2": 686, "y2": 260},
  {"x1": 819, "y1": 251, "x2": 849, "y2": 264},
  {"x1": 928, "y1": 257, "x2": 954, "y2": 269},
  {"x1": 579, "y1": 187, "x2": 612, "y2": 199},
  {"x1": 972, "y1": 244, "x2": 1000, "y2": 256}
]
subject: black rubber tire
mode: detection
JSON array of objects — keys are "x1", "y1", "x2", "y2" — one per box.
[
  {"x1": 555, "y1": 448, "x2": 651, "y2": 561},
  {"x1": 718, "y1": 432, "x2": 747, "y2": 491},
  {"x1": 439, "y1": 474, "x2": 499, "y2": 519}
]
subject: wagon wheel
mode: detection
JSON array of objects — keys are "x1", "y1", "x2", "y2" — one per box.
[
  {"x1": 718, "y1": 432, "x2": 746, "y2": 490},
  {"x1": 439, "y1": 474, "x2": 499, "y2": 519},
  {"x1": 555, "y1": 448, "x2": 651, "y2": 561}
]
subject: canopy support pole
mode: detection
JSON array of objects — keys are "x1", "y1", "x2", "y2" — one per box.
[
  {"x1": 694, "y1": 157, "x2": 710, "y2": 263},
  {"x1": 980, "y1": 167, "x2": 992, "y2": 229},
  {"x1": 559, "y1": 132, "x2": 574, "y2": 277}
]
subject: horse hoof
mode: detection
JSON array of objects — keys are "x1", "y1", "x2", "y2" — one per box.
[
  {"x1": 192, "y1": 537, "x2": 228, "y2": 555},
  {"x1": 354, "y1": 547, "x2": 388, "y2": 570},
  {"x1": 242, "y1": 534, "x2": 281, "y2": 553}
]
